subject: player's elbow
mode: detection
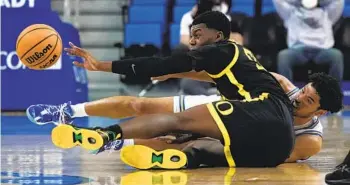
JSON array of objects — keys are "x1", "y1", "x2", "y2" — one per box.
[
  {"x1": 306, "y1": 139, "x2": 322, "y2": 157},
  {"x1": 298, "y1": 137, "x2": 323, "y2": 160}
]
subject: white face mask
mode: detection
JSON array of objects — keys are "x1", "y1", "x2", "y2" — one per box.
[
  {"x1": 212, "y1": 3, "x2": 228, "y2": 14},
  {"x1": 301, "y1": 0, "x2": 318, "y2": 9}
]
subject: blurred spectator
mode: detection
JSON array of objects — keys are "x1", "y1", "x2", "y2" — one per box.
[
  {"x1": 179, "y1": 0, "x2": 242, "y2": 48},
  {"x1": 274, "y1": 0, "x2": 344, "y2": 82}
]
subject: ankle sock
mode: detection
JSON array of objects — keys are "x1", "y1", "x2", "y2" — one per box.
[{"x1": 71, "y1": 103, "x2": 88, "y2": 117}]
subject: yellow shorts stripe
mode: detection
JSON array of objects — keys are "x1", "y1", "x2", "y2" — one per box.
[{"x1": 207, "y1": 103, "x2": 236, "y2": 167}]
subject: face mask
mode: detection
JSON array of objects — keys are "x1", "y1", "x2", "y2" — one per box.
[
  {"x1": 212, "y1": 3, "x2": 228, "y2": 14},
  {"x1": 301, "y1": 0, "x2": 318, "y2": 9}
]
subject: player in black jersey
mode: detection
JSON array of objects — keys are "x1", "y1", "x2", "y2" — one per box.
[{"x1": 54, "y1": 11, "x2": 342, "y2": 169}]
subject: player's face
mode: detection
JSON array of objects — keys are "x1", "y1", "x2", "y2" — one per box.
[
  {"x1": 292, "y1": 83, "x2": 326, "y2": 118},
  {"x1": 189, "y1": 23, "x2": 223, "y2": 50}
]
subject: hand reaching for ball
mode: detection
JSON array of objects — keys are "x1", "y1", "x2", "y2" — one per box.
[{"x1": 64, "y1": 42, "x2": 101, "y2": 71}]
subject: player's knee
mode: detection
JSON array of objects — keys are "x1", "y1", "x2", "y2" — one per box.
[
  {"x1": 172, "y1": 115, "x2": 194, "y2": 132},
  {"x1": 130, "y1": 98, "x2": 148, "y2": 115}
]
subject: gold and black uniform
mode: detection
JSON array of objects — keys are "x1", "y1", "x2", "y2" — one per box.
[{"x1": 112, "y1": 40, "x2": 295, "y2": 167}]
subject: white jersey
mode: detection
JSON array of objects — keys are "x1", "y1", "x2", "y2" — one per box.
[{"x1": 173, "y1": 87, "x2": 323, "y2": 137}]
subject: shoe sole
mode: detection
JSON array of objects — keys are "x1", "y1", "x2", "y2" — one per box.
[
  {"x1": 51, "y1": 124, "x2": 105, "y2": 150},
  {"x1": 120, "y1": 171, "x2": 188, "y2": 185},
  {"x1": 325, "y1": 179, "x2": 350, "y2": 185},
  {"x1": 120, "y1": 145, "x2": 187, "y2": 169}
]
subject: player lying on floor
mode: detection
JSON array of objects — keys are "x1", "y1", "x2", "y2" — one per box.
[
  {"x1": 28, "y1": 11, "x2": 343, "y2": 169},
  {"x1": 29, "y1": 72, "x2": 336, "y2": 166}
]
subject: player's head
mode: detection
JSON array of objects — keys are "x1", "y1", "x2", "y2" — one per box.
[
  {"x1": 293, "y1": 73, "x2": 343, "y2": 118},
  {"x1": 189, "y1": 11, "x2": 231, "y2": 50}
]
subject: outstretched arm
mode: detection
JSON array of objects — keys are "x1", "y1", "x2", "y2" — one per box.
[
  {"x1": 285, "y1": 134, "x2": 322, "y2": 162},
  {"x1": 66, "y1": 42, "x2": 230, "y2": 78},
  {"x1": 65, "y1": 42, "x2": 194, "y2": 77},
  {"x1": 272, "y1": 0, "x2": 298, "y2": 21},
  {"x1": 152, "y1": 71, "x2": 215, "y2": 83},
  {"x1": 270, "y1": 72, "x2": 297, "y2": 93}
]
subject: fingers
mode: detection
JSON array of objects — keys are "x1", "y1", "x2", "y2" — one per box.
[
  {"x1": 69, "y1": 42, "x2": 76, "y2": 48},
  {"x1": 73, "y1": 61, "x2": 85, "y2": 68},
  {"x1": 64, "y1": 42, "x2": 87, "y2": 57}
]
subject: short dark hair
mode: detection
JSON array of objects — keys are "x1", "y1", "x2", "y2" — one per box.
[
  {"x1": 309, "y1": 73, "x2": 343, "y2": 113},
  {"x1": 192, "y1": 11, "x2": 231, "y2": 39}
]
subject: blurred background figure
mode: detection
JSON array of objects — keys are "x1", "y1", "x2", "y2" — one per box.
[
  {"x1": 274, "y1": 0, "x2": 344, "y2": 82},
  {"x1": 178, "y1": 0, "x2": 242, "y2": 50}
]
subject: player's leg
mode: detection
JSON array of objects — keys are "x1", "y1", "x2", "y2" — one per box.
[
  {"x1": 183, "y1": 138, "x2": 228, "y2": 168},
  {"x1": 51, "y1": 104, "x2": 223, "y2": 150},
  {"x1": 83, "y1": 94, "x2": 221, "y2": 118},
  {"x1": 27, "y1": 94, "x2": 221, "y2": 125},
  {"x1": 26, "y1": 96, "x2": 174, "y2": 125},
  {"x1": 116, "y1": 104, "x2": 223, "y2": 139},
  {"x1": 92, "y1": 137, "x2": 192, "y2": 154},
  {"x1": 85, "y1": 96, "x2": 174, "y2": 118},
  {"x1": 135, "y1": 138, "x2": 190, "y2": 151}
]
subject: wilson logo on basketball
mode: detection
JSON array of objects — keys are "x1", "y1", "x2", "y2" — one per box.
[
  {"x1": 39, "y1": 54, "x2": 58, "y2": 69},
  {"x1": 25, "y1": 44, "x2": 53, "y2": 64}
]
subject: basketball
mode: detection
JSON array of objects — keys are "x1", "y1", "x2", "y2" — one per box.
[{"x1": 16, "y1": 24, "x2": 62, "y2": 70}]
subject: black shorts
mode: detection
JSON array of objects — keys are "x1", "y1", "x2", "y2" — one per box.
[{"x1": 206, "y1": 96, "x2": 294, "y2": 167}]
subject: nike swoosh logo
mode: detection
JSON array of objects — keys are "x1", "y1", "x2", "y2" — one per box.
[{"x1": 131, "y1": 64, "x2": 136, "y2": 74}]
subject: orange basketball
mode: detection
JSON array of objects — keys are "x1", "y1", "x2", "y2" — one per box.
[{"x1": 16, "y1": 24, "x2": 62, "y2": 70}]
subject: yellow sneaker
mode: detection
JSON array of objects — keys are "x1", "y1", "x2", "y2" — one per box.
[
  {"x1": 51, "y1": 124, "x2": 117, "y2": 150},
  {"x1": 120, "y1": 145, "x2": 187, "y2": 169},
  {"x1": 120, "y1": 171, "x2": 188, "y2": 185}
]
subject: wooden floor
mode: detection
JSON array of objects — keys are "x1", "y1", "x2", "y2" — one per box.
[{"x1": 1, "y1": 113, "x2": 350, "y2": 185}]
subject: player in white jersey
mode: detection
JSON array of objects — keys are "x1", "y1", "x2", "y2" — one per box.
[{"x1": 27, "y1": 72, "x2": 330, "y2": 166}]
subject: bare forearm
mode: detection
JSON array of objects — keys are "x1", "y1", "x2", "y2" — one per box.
[
  {"x1": 164, "y1": 71, "x2": 214, "y2": 83},
  {"x1": 96, "y1": 61, "x2": 113, "y2": 72},
  {"x1": 270, "y1": 72, "x2": 296, "y2": 93}
]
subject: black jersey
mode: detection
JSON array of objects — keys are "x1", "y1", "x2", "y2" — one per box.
[{"x1": 188, "y1": 40, "x2": 290, "y2": 104}]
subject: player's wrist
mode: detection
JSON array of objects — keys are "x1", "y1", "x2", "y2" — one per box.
[{"x1": 96, "y1": 61, "x2": 113, "y2": 72}]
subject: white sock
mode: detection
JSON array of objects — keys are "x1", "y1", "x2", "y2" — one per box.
[
  {"x1": 123, "y1": 139, "x2": 134, "y2": 147},
  {"x1": 110, "y1": 139, "x2": 134, "y2": 151},
  {"x1": 71, "y1": 103, "x2": 88, "y2": 117}
]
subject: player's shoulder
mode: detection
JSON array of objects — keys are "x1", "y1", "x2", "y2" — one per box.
[
  {"x1": 191, "y1": 40, "x2": 234, "y2": 55},
  {"x1": 295, "y1": 116, "x2": 323, "y2": 137}
]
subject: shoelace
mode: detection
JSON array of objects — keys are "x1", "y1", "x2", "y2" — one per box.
[
  {"x1": 91, "y1": 140, "x2": 123, "y2": 155},
  {"x1": 41, "y1": 103, "x2": 69, "y2": 125},
  {"x1": 335, "y1": 163, "x2": 348, "y2": 173},
  {"x1": 57, "y1": 103, "x2": 67, "y2": 125}
]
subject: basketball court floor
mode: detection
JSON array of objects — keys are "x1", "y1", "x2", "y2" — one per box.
[{"x1": 1, "y1": 112, "x2": 350, "y2": 185}]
